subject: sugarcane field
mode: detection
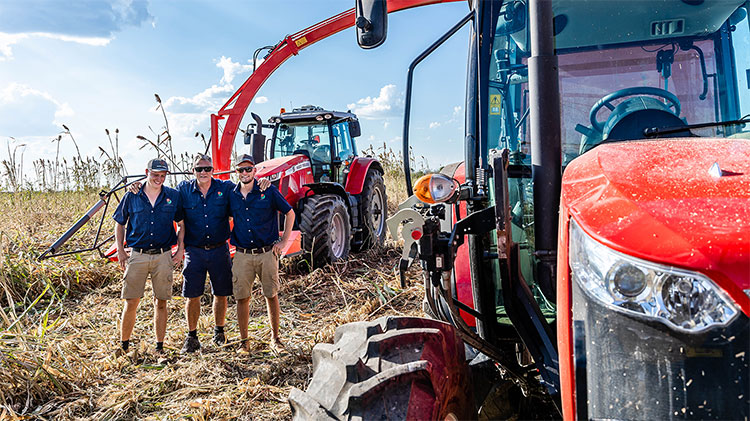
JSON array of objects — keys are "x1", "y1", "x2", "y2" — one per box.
[{"x1": 0, "y1": 174, "x2": 424, "y2": 419}]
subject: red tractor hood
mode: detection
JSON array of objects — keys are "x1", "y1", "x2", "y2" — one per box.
[
  {"x1": 255, "y1": 155, "x2": 309, "y2": 180},
  {"x1": 562, "y1": 138, "x2": 750, "y2": 311}
]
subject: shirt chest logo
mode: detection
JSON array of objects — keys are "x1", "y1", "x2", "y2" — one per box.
[
  {"x1": 218, "y1": 191, "x2": 223, "y2": 197},
  {"x1": 260, "y1": 194, "x2": 266, "y2": 200},
  {"x1": 166, "y1": 198, "x2": 172, "y2": 204}
]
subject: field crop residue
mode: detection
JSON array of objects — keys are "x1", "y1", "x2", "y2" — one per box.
[{"x1": 0, "y1": 182, "x2": 424, "y2": 419}]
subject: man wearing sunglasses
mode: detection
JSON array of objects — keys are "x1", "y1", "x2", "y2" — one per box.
[{"x1": 230, "y1": 154, "x2": 294, "y2": 352}]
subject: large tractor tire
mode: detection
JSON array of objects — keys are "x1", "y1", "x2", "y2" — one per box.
[
  {"x1": 300, "y1": 194, "x2": 351, "y2": 267},
  {"x1": 288, "y1": 316, "x2": 475, "y2": 420},
  {"x1": 355, "y1": 169, "x2": 387, "y2": 251}
]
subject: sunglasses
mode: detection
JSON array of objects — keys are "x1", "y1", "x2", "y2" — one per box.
[
  {"x1": 236, "y1": 166, "x2": 255, "y2": 173},
  {"x1": 194, "y1": 166, "x2": 213, "y2": 172}
]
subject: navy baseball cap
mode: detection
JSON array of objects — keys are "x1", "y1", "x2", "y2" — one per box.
[
  {"x1": 237, "y1": 154, "x2": 255, "y2": 165},
  {"x1": 147, "y1": 158, "x2": 169, "y2": 172}
]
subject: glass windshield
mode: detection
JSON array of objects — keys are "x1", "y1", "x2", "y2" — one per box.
[
  {"x1": 273, "y1": 122, "x2": 331, "y2": 163},
  {"x1": 488, "y1": 38, "x2": 742, "y2": 165}
]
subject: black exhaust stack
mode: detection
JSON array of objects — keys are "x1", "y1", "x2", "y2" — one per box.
[
  {"x1": 249, "y1": 112, "x2": 266, "y2": 164},
  {"x1": 528, "y1": 0, "x2": 561, "y2": 301}
]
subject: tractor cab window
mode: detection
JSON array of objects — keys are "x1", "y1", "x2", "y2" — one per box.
[
  {"x1": 273, "y1": 122, "x2": 332, "y2": 179},
  {"x1": 486, "y1": 4, "x2": 748, "y2": 324},
  {"x1": 331, "y1": 121, "x2": 355, "y2": 161}
]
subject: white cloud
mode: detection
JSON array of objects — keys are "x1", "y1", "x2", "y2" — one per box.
[
  {"x1": 0, "y1": 32, "x2": 111, "y2": 61},
  {"x1": 0, "y1": 0, "x2": 152, "y2": 37},
  {"x1": 255, "y1": 96, "x2": 268, "y2": 104},
  {"x1": 347, "y1": 84, "x2": 402, "y2": 119},
  {"x1": 0, "y1": 0, "x2": 151, "y2": 60},
  {"x1": 453, "y1": 106, "x2": 462, "y2": 116},
  {"x1": 429, "y1": 121, "x2": 441, "y2": 129},
  {"x1": 383, "y1": 121, "x2": 390, "y2": 129},
  {"x1": 163, "y1": 84, "x2": 235, "y2": 114},
  {"x1": 215, "y1": 56, "x2": 253, "y2": 85},
  {"x1": 0, "y1": 83, "x2": 74, "y2": 136}
]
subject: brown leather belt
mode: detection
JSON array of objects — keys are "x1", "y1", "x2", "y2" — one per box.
[
  {"x1": 132, "y1": 247, "x2": 171, "y2": 255},
  {"x1": 191, "y1": 242, "x2": 226, "y2": 250}
]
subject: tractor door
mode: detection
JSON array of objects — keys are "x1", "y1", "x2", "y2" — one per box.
[{"x1": 331, "y1": 121, "x2": 355, "y2": 183}]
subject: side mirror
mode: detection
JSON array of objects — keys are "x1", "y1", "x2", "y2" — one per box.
[
  {"x1": 348, "y1": 120, "x2": 362, "y2": 137},
  {"x1": 356, "y1": 0, "x2": 388, "y2": 49}
]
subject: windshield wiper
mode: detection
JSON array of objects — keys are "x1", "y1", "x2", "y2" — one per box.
[{"x1": 644, "y1": 115, "x2": 749, "y2": 138}]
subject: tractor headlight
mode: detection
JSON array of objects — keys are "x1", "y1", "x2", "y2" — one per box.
[
  {"x1": 413, "y1": 173, "x2": 459, "y2": 204},
  {"x1": 569, "y1": 219, "x2": 738, "y2": 333}
]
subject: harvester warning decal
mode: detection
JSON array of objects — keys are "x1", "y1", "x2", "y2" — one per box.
[
  {"x1": 490, "y1": 94, "x2": 502, "y2": 115},
  {"x1": 295, "y1": 37, "x2": 308, "y2": 47}
]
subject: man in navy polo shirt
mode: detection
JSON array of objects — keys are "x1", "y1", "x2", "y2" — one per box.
[
  {"x1": 176, "y1": 154, "x2": 235, "y2": 353},
  {"x1": 113, "y1": 158, "x2": 184, "y2": 354},
  {"x1": 230, "y1": 154, "x2": 295, "y2": 352}
]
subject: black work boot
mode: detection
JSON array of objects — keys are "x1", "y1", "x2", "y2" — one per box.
[
  {"x1": 213, "y1": 326, "x2": 226, "y2": 347},
  {"x1": 180, "y1": 335, "x2": 201, "y2": 354}
]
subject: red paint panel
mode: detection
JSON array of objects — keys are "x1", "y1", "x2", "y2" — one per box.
[
  {"x1": 562, "y1": 138, "x2": 750, "y2": 315},
  {"x1": 345, "y1": 157, "x2": 376, "y2": 195},
  {"x1": 450, "y1": 163, "x2": 476, "y2": 327},
  {"x1": 256, "y1": 155, "x2": 314, "y2": 207}
]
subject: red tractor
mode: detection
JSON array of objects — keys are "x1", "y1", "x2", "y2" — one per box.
[
  {"x1": 289, "y1": 0, "x2": 750, "y2": 420},
  {"x1": 244, "y1": 105, "x2": 387, "y2": 265}
]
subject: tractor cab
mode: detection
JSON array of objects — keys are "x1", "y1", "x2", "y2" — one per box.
[{"x1": 268, "y1": 105, "x2": 362, "y2": 183}]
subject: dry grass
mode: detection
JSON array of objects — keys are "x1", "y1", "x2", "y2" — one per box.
[{"x1": 0, "y1": 179, "x2": 424, "y2": 419}]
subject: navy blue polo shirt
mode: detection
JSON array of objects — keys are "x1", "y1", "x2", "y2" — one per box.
[
  {"x1": 229, "y1": 182, "x2": 292, "y2": 248},
  {"x1": 178, "y1": 178, "x2": 234, "y2": 247},
  {"x1": 113, "y1": 186, "x2": 183, "y2": 249}
]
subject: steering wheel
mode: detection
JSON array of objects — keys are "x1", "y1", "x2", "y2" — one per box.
[{"x1": 589, "y1": 87, "x2": 681, "y2": 132}]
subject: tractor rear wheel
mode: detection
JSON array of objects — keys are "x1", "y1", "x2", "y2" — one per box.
[
  {"x1": 355, "y1": 169, "x2": 387, "y2": 251},
  {"x1": 300, "y1": 194, "x2": 351, "y2": 267},
  {"x1": 288, "y1": 316, "x2": 475, "y2": 420}
]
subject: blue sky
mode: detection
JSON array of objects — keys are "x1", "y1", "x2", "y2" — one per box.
[{"x1": 0, "y1": 0, "x2": 471, "y2": 177}]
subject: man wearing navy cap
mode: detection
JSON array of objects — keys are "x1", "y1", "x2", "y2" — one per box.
[
  {"x1": 230, "y1": 154, "x2": 295, "y2": 352},
  {"x1": 113, "y1": 158, "x2": 184, "y2": 355}
]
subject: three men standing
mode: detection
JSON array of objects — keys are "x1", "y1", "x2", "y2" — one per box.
[
  {"x1": 113, "y1": 159, "x2": 184, "y2": 354},
  {"x1": 116, "y1": 154, "x2": 292, "y2": 354}
]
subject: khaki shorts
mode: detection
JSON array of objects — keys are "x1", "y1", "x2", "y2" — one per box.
[
  {"x1": 232, "y1": 250, "x2": 279, "y2": 299},
  {"x1": 121, "y1": 250, "x2": 173, "y2": 300}
]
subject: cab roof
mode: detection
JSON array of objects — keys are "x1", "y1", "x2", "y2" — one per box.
[
  {"x1": 506, "y1": 0, "x2": 745, "y2": 52},
  {"x1": 270, "y1": 105, "x2": 357, "y2": 124}
]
